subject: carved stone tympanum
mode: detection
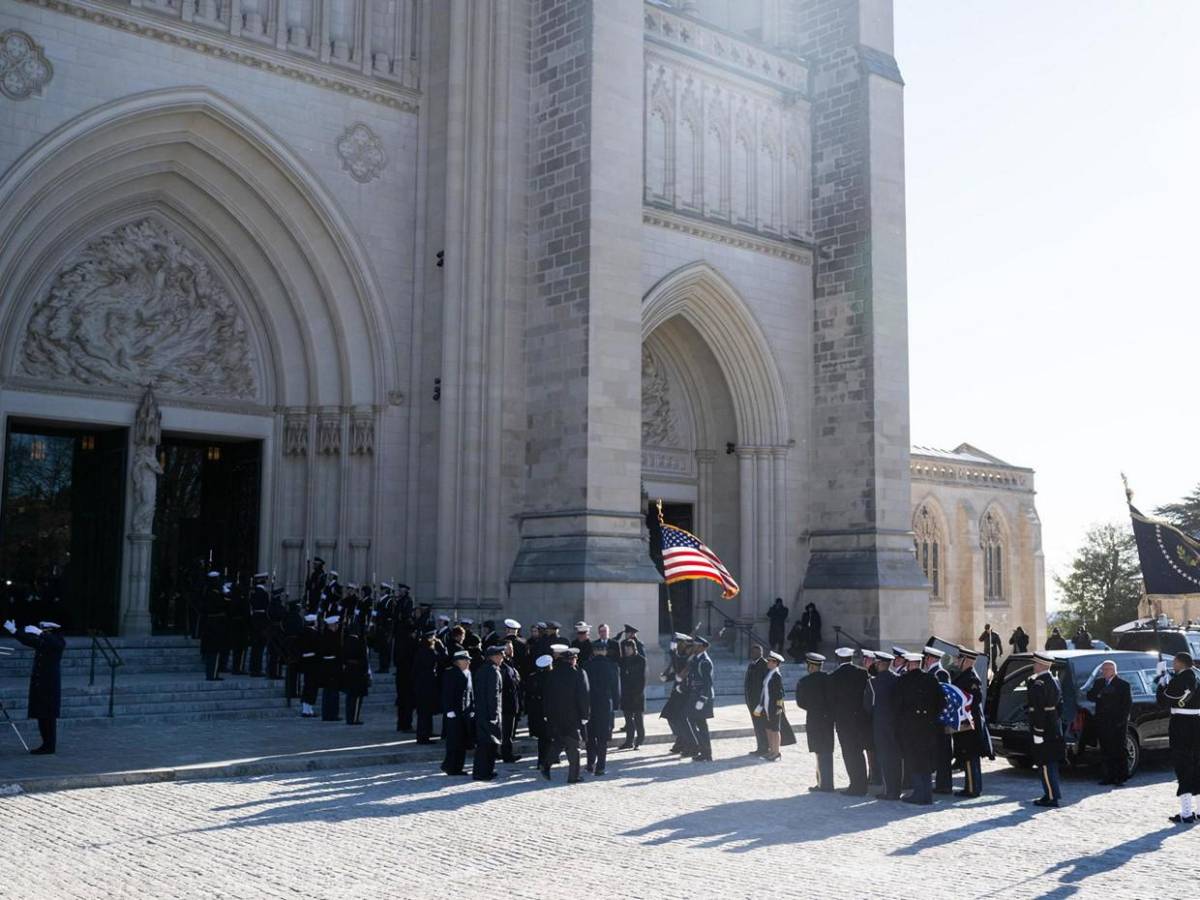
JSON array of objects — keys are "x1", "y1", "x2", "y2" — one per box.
[
  {"x1": 641, "y1": 345, "x2": 679, "y2": 447},
  {"x1": 20, "y1": 219, "x2": 257, "y2": 399}
]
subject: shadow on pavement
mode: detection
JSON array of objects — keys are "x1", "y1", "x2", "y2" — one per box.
[{"x1": 1030, "y1": 825, "x2": 1178, "y2": 899}]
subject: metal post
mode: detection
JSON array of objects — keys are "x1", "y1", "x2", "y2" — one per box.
[
  {"x1": 89, "y1": 635, "x2": 96, "y2": 687},
  {"x1": 108, "y1": 664, "x2": 116, "y2": 718}
]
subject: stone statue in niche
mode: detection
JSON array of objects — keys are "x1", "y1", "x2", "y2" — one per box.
[
  {"x1": 641, "y1": 345, "x2": 679, "y2": 448},
  {"x1": 20, "y1": 219, "x2": 257, "y2": 400},
  {"x1": 134, "y1": 385, "x2": 162, "y2": 448},
  {"x1": 130, "y1": 443, "x2": 163, "y2": 534}
]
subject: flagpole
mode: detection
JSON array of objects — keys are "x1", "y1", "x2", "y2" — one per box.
[{"x1": 656, "y1": 498, "x2": 674, "y2": 638}]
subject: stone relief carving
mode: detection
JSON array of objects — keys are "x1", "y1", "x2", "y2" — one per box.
[
  {"x1": 641, "y1": 345, "x2": 679, "y2": 448},
  {"x1": 0, "y1": 30, "x2": 53, "y2": 101},
  {"x1": 19, "y1": 219, "x2": 257, "y2": 400},
  {"x1": 134, "y1": 385, "x2": 162, "y2": 448},
  {"x1": 336, "y1": 123, "x2": 388, "y2": 184},
  {"x1": 349, "y1": 414, "x2": 374, "y2": 456},
  {"x1": 130, "y1": 443, "x2": 163, "y2": 534},
  {"x1": 317, "y1": 414, "x2": 341, "y2": 455},
  {"x1": 283, "y1": 413, "x2": 309, "y2": 456}
]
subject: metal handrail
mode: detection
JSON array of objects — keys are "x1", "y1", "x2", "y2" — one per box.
[
  {"x1": 702, "y1": 601, "x2": 772, "y2": 660},
  {"x1": 88, "y1": 631, "x2": 124, "y2": 718},
  {"x1": 832, "y1": 624, "x2": 869, "y2": 650}
]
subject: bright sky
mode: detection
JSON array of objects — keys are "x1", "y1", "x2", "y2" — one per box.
[{"x1": 895, "y1": 2, "x2": 1200, "y2": 609}]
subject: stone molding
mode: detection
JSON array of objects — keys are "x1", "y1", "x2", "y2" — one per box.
[
  {"x1": 16, "y1": 0, "x2": 420, "y2": 112},
  {"x1": 335, "y1": 123, "x2": 387, "y2": 184},
  {"x1": 1, "y1": 29, "x2": 53, "y2": 100},
  {"x1": 910, "y1": 458, "x2": 1032, "y2": 492},
  {"x1": 643, "y1": 206, "x2": 813, "y2": 264}
]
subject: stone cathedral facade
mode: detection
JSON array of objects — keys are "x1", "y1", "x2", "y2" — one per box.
[{"x1": 0, "y1": 0, "x2": 947, "y2": 645}]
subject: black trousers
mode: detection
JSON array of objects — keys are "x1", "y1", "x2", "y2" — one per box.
[
  {"x1": 751, "y1": 713, "x2": 768, "y2": 753},
  {"x1": 687, "y1": 711, "x2": 712, "y2": 758},
  {"x1": 301, "y1": 672, "x2": 320, "y2": 705},
  {"x1": 248, "y1": 638, "x2": 266, "y2": 675},
  {"x1": 442, "y1": 717, "x2": 467, "y2": 773},
  {"x1": 36, "y1": 717, "x2": 56, "y2": 752},
  {"x1": 377, "y1": 642, "x2": 392, "y2": 674},
  {"x1": 586, "y1": 727, "x2": 610, "y2": 772},
  {"x1": 344, "y1": 692, "x2": 364, "y2": 724},
  {"x1": 203, "y1": 652, "x2": 221, "y2": 681},
  {"x1": 838, "y1": 729, "x2": 868, "y2": 793},
  {"x1": 550, "y1": 733, "x2": 582, "y2": 781},
  {"x1": 415, "y1": 707, "x2": 435, "y2": 742},
  {"x1": 622, "y1": 712, "x2": 645, "y2": 746},
  {"x1": 285, "y1": 663, "x2": 300, "y2": 698},
  {"x1": 934, "y1": 734, "x2": 953, "y2": 791},
  {"x1": 1098, "y1": 727, "x2": 1128, "y2": 783},
  {"x1": 321, "y1": 687, "x2": 340, "y2": 721},
  {"x1": 473, "y1": 739, "x2": 497, "y2": 779}
]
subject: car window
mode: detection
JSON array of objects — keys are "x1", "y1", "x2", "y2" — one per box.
[
  {"x1": 1189, "y1": 634, "x2": 1200, "y2": 658},
  {"x1": 994, "y1": 661, "x2": 1034, "y2": 725}
]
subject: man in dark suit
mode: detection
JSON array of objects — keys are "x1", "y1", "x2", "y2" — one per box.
[
  {"x1": 440, "y1": 650, "x2": 474, "y2": 775},
  {"x1": 542, "y1": 647, "x2": 590, "y2": 783},
  {"x1": 1087, "y1": 659, "x2": 1133, "y2": 786},
  {"x1": 829, "y1": 647, "x2": 870, "y2": 795},
  {"x1": 744, "y1": 644, "x2": 769, "y2": 757},
  {"x1": 4, "y1": 618, "x2": 65, "y2": 754},
  {"x1": 472, "y1": 644, "x2": 505, "y2": 781},
  {"x1": 583, "y1": 639, "x2": 621, "y2": 775},
  {"x1": 795, "y1": 652, "x2": 835, "y2": 791}
]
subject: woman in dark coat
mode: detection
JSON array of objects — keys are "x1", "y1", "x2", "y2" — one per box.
[
  {"x1": 758, "y1": 651, "x2": 796, "y2": 760},
  {"x1": 618, "y1": 640, "x2": 647, "y2": 749},
  {"x1": 412, "y1": 630, "x2": 445, "y2": 743},
  {"x1": 4, "y1": 619, "x2": 65, "y2": 754},
  {"x1": 799, "y1": 603, "x2": 822, "y2": 653}
]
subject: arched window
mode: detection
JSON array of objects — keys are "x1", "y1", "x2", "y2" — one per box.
[
  {"x1": 981, "y1": 510, "x2": 1005, "y2": 604},
  {"x1": 913, "y1": 503, "x2": 943, "y2": 602}
]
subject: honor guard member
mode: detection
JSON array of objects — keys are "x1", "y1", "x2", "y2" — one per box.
[
  {"x1": 756, "y1": 651, "x2": 795, "y2": 761},
  {"x1": 503, "y1": 619, "x2": 528, "y2": 675},
  {"x1": 744, "y1": 644, "x2": 770, "y2": 757},
  {"x1": 1086, "y1": 658, "x2": 1132, "y2": 786},
  {"x1": 1026, "y1": 651, "x2": 1065, "y2": 807},
  {"x1": 952, "y1": 647, "x2": 988, "y2": 798},
  {"x1": 248, "y1": 573, "x2": 271, "y2": 677},
  {"x1": 617, "y1": 639, "x2": 647, "y2": 750},
  {"x1": 528, "y1": 654, "x2": 553, "y2": 767},
  {"x1": 373, "y1": 584, "x2": 395, "y2": 674},
  {"x1": 685, "y1": 635, "x2": 716, "y2": 762},
  {"x1": 304, "y1": 558, "x2": 327, "y2": 613},
  {"x1": 1155, "y1": 651, "x2": 1200, "y2": 823},
  {"x1": 434, "y1": 614, "x2": 452, "y2": 643},
  {"x1": 226, "y1": 578, "x2": 251, "y2": 675},
  {"x1": 570, "y1": 622, "x2": 594, "y2": 663},
  {"x1": 472, "y1": 644, "x2": 505, "y2": 781},
  {"x1": 265, "y1": 582, "x2": 287, "y2": 680},
  {"x1": 440, "y1": 650, "x2": 474, "y2": 776},
  {"x1": 864, "y1": 649, "x2": 903, "y2": 800},
  {"x1": 829, "y1": 647, "x2": 871, "y2": 795},
  {"x1": 542, "y1": 645, "x2": 590, "y2": 783},
  {"x1": 200, "y1": 571, "x2": 227, "y2": 681},
  {"x1": 621, "y1": 624, "x2": 646, "y2": 658},
  {"x1": 297, "y1": 613, "x2": 320, "y2": 716},
  {"x1": 660, "y1": 634, "x2": 695, "y2": 755},
  {"x1": 896, "y1": 651, "x2": 941, "y2": 804},
  {"x1": 412, "y1": 628, "x2": 445, "y2": 743},
  {"x1": 499, "y1": 640, "x2": 523, "y2": 763},
  {"x1": 795, "y1": 652, "x2": 835, "y2": 791},
  {"x1": 921, "y1": 645, "x2": 954, "y2": 794},
  {"x1": 341, "y1": 614, "x2": 371, "y2": 725},
  {"x1": 583, "y1": 638, "x2": 622, "y2": 775},
  {"x1": 318, "y1": 615, "x2": 344, "y2": 721},
  {"x1": 393, "y1": 608, "x2": 419, "y2": 731},
  {"x1": 4, "y1": 618, "x2": 65, "y2": 754}
]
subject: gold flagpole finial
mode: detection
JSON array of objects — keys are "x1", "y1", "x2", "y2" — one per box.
[
  {"x1": 656, "y1": 498, "x2": 664, "y2": 525},
  {"x1": 1121, "y1": 472, "x2": 1133, "y2": 503}
]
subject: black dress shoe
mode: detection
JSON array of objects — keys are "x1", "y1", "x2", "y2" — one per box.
[
  {"x1": 472, "y1": 773, "x2": 497, "y2": 782},
  {"x1": 933, "y1": 788, "x2": 954, "y2": 795},
  {"x1": 840, "y1": 788, "x2": 867, "y2": 797},
  {"x1": 618, "y1": 743, "x2": 634, "y2": 750},
  {"x1": 748, "y1": 749, "x2": 765, "y2": 757},
  {"x1": 1098, "y1": 779, "x2": 1113, "y2": 786},
  {"x1": 540, "y1": 765, "x2": 551, "y2": 781},
  {"x1": 1168, "y1": 813, "x2": 1196, "y2": 824},
  {"x1": 566, "y1": 777, "x2": 582, "y2": 784},
  {"x1": 30, "y1": 746, "x2": 54, "y2": 755},
  {"x1": 1033, "y1": 798, "x2": 1059, "y2": 808},
  {"x1": 954, "y1": 790, "x2": 980, "y2": 798},
  {"x1": 593, "y1": 768, "x2": 606, "y2": 776},
  {"x1": 901, "y1": 796, "x2": 932, "y2": 806},
  {"x1": 762, "y1": 753, "x2": 781, "y2": 762}
]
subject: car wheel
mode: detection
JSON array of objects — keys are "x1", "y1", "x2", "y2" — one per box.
[
  {"x1": 1010, "y1": 756, "x2": 1035, "y2": 770},
  {"x1": 1125, "y1": 729, "x2": 1141, "y2": 777}
]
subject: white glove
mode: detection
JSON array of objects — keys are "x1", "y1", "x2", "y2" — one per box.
[
  {"x1": 1157, "y1": 660, "x2": 1168, "y2": 676},
  {"x1": 754, "y1": 705, "x2": 764, "y2": 715},
  {"x1": 24, "y1": 625, "x2": 42, "y2": 636},
  {"x1": 695, "y1": 700, "x2": 704, "y2": 711},
  {"x1": 1032, "y1": 735, "x2": 1043, "y2": 745},
  {"x1": 446, "y1": 711, "x2": 456, "y2": 719},
  {"x1": 2, "y1": 619, "x2": 14, "y2": 634},
  {"x1": 581, "y1": 719, "x2": 588, "y2": 726}
]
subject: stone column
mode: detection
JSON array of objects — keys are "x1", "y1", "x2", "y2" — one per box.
[
  {"x1": 785, "y1": 0, "x2": 929, "y2": 648},
  {"x1": 122, "y1": 534, "x2": 154, "y2": 636},
  {"x1": 121, "y1": 387, "x2": 161, "y2": 636},
  {"x1": 508, "y1": 0, "x2": 661, "y2": 629},
  {"x1": 736, "y1": 447, "x2": 757, "y2": 620}
]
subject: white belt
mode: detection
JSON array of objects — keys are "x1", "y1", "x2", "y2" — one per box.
[
  {"x1": 302, "y1": 652, "x2": 315, "y2": 658},
  {"x1": 1171, "y1": 708, "x2": 1200, "y2": 716},
  {"x1": 322, "y1": 655, "x2": 337, "y2": 660}
]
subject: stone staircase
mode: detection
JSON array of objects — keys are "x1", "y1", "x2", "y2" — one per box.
[
  {"x1": 643, "y1": 646, "x2": 803, "y2": 701},
  {"x1": 0, "y1": 635, "x2": 393, "y2": 728}
]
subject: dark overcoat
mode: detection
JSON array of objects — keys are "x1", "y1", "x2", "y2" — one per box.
[
  {"x1": 1025, "y1": 671, "x2": 1065, "y2": 765},
  {"x1": 474, "y1": 663, "x2": 503, "y2": 746},
  {"x1": 14, "y1": 630, "x2": 65, "y2": 719},
  {"x1": 583, "y1": 655, "x2": 621, "y2": 735},
  {"x1": 543, "y1": 662, "x2": 589, "y2": 741},
  {"x1": 618, "y1": 654, "x2": 646, "y2": 713},
  {"x1": 794, "y1": 671, "x2": 835, "y2": 753}
]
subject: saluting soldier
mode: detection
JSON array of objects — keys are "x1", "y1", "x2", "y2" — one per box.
[
  {"x1": 795, "y1": 652, "x2": 835, "y2": 791},
  {"x1": 952, "y1": 647, "x2": 988, "y2": 798},
  {"x1": 660, "y1": 634, "x2": 694, "y2": 756},
  {"x1": 440, "y1": 650, "x2": 474, "y2": 776},
  {"x1": 1156, "y1": 650, "x2": 1200, "y2": 823},
  {"x1": 896, "y1": 651, "x2": 941, "y2": 805},
  {"x1": 829, "y1": 647, "x2": 870, "y2": 795},
  {"x1": 1026, "y1": 651, "x2": 1065, "y2": 807},
  {"x1": 3, "y1": 618, "x2": 65, "y2": 754}
]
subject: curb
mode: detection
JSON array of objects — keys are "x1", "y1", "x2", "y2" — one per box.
[{"x1": 0, "y1": 725, "x2": 759, "y2": 796}]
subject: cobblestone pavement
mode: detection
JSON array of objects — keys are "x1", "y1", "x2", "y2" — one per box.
[{"x1": 0, "y1": 737, "x2": 1194, "y2": 900}]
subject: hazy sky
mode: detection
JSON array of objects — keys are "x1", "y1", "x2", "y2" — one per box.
[{"x1": 895, "y1": 2, "x2": 1200, "y2": 609}]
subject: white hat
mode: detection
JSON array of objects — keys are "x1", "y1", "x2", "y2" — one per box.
[
  {"x1": 207, "y1": 570, "x2": 220, "y2": 578},
  {"x1": 903, "y1": 652, "x2": 923, "y2": 663},
  {"x1": 38, "y1": 621, "x2": 61, "y2": 630},
  {"x1": 304, "y1": 614, "x2": 318, "y2": 623},
  {"x1": 805, "y1": 652, "x2": 826, "y2": 664},
  {"x1": 574, "y1": 621, "x2": 590, "y2": 631},
  {"x1": 834, "y1": 647, "x2": 855, "y2": 659},
  {"x1": 325, "y1": 615, "x2": 341, "y2": 625},
  {"x1": 535, "y1": 654, "x2": 553, "y2": 668},
  {"x1": 437, "y1": 615, "x2": 450, "y2": 622},
  {"x1": 460, "y1": 618, "x2": 474, "y2": 626},
  {"x1": 922, "y1": 646, "x2": 945, "y2": 658},
  {"x1": 767, "y1": 651, "x2": 785, "y2": 663},
  {"x1": 549, "y1": 643, "x2": 569, "y2": 654},
  {"x1": 503, "y1": 618, "x2": 521, "y2": 629}
]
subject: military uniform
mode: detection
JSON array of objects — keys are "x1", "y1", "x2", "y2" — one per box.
[
  {"x1": 440, "y1": 655, "x2": 474, "y2": 775},
  {"x1": 248, "y1": 576, "x2": 271, "y2": 676},
  {"x1": 685, "y1": 641, "x2": 715, "y2": 761},
  {"x1": 499, "y1": 655, "x2": 523, "y2": 762},
  {"x1": 1156, "y1": 661, "x2": 1200, "y2": 821},
  {"x1": 864, "y1": 656, "x2": 903, "y2": 800},
  {"x1": 583, "y1": 645, "x2": 621, "y2": 775},
  {"x1": 829, "y1": 651, "x2": 871, "y2": 795},
  {"x1": 895, "y1": 656, "x2": 942, "y2": 804},
  {"x1": 617, "y1": 650, "x2": 647, "y2": 749},
  {"x1": 542, "y1": 657, "x2": 590, "y2": 783},
  {"x1": 795, "y1": 654, "x2": 835, "y2": 791},
  {"x1": 472, "y1": 653, "x2": 504, "y2": 781},
  {"x1": 1026, "y1": 659, "x2": 1065, "y2": 806},
  {"x1": 952, "y1": 654, "x2": 988, "y2": 798},
  {"x1": 341, "y1": 624, "x2": 371, "y2": 725},
  {"x1": 7, "y1": 622, "x2": 65, "y2": 754},
  {"x1": 199, "y1": 575, "x2": 227, "y2": 681},
  {"x1": 318, "y1": 623, "x2": 343, "y2": 721},
  {"x1": 412, "y1": 634, "x2": 445, "y2": 743},
  {"x1": 759, "y1": 656, "x2": 795, "y2": 760}
]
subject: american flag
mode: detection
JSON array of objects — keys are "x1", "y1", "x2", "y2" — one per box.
[{"x1": 660, "y1": 523, "x2": 740, "y2": 599}]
